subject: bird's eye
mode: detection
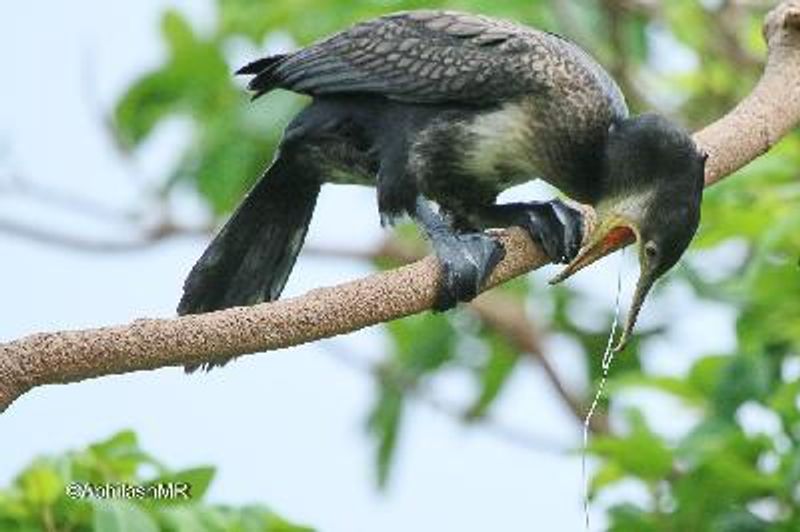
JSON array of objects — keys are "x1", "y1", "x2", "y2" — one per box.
[{"x1": 644, "y1": 241, "x2": 659, "y2": 259}]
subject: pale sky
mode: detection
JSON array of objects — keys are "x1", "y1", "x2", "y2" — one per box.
[{"x1": 0, "y1": 2, "x2": 737, "y2": 531}]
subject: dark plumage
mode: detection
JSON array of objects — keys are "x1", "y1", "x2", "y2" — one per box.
[
  {"x1": 241, "y1": 11, "x2": 628, "y2": 206},
  {"x1": 178, "y1": 10, "x2": 705, "y2": 370},
  {"x1": 244, "y1": 11, "x2": 623, "y2": 106}
]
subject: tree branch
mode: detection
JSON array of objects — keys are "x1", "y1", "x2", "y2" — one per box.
[
  {"x1": 1, "y1": 1, "x2": 799, "y2": 412},
  {"x1": 696, "y1": 0, "x2": 800, "y2": 185}
]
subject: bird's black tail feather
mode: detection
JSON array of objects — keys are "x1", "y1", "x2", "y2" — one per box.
[
  {"x1": 236, "y1": 54, "x2": 289, "y2": 100},
  {"x1": 178, "y1": 154, "x2": 320, "y2": 371}
]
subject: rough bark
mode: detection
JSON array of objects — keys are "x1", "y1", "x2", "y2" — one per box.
[{"x1": 1, "y1": 1, "x2": 799, "y2": 412}]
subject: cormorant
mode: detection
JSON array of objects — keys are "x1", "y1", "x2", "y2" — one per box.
[{"x1": 178, "y1": 10, "x2": 706, "y2": 370}]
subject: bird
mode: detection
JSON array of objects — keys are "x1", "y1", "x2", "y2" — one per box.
[{"x1": 177, "y1": 10, "x2": 706, "y2": 370}]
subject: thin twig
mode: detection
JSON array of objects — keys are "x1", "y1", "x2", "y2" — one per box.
[
  {"x1": 0, "y1": 218, "x2": 211, "y2": 254},
  {"x1": 2, "y1": 174, "x2": 133, "y2": 224}
]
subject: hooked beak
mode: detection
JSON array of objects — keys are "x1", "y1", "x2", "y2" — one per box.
[
  {"x1": 612, "y1": 269, "x2": 657, "y2": 353},
  {"x1": 548, "y1": 212, "x2": 648, "y2": 353}
]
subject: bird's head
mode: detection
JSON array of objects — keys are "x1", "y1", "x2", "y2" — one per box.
[{"x1": 550, "y1": 113, "x2": 706, "y2": 351}]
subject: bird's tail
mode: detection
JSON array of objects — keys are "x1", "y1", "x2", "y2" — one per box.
[{"x1": 178, "y1": 153, "x2": 320, "y2": 371}]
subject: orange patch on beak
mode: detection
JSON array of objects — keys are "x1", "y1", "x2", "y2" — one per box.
[{"x1": 601, "y1": 226, "x2": 637, "y2": 253}]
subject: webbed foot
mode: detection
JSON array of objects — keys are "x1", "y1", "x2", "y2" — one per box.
[
  {"x1": 430, "y1": 231, "x2": 505, "y2": 311},
  {"x1": 413, "y1": 196, "x2": 505, "y2": 311},
  {"x1": 480, "y1": 199, "x2": 583, "y2": 264}
]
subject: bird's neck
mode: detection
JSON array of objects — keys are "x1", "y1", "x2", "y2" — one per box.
[
  {"x1": 595, "y1": 187, "x2": 654, "y2": 226},
  {"x1": 539, "y1": 138, "x2": 610, "y2": 205}
]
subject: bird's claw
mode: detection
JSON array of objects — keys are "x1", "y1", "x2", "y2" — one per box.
[
  {"x1": 516, "y1": 199, "x2": 583, "y2": 264},
  {"x1": 432, "y1": 232, "x2": 505, "y2": 311}
]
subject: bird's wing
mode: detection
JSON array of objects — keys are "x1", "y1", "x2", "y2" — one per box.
[{"x1": 241, "y1": 11, "x2": 590, "y2": 105}]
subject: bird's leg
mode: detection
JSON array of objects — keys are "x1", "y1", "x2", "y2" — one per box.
[
  {"x1": 413, "y1": 197, "x2": 506, "y2": 311},
  {"x1": 474, "y1": 199, "x2": 584, "y2": 264}
]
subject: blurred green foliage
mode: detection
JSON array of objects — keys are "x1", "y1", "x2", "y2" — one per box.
[
  {"x1": 0, "y1": 430, "x2": 312, "y2": 532},
  {"x1": 111, "y1": 0, "x2": 800, "y2": 529}
]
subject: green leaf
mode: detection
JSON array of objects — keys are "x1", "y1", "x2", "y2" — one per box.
[
  {"x1": 92, "y1": 501, "x2": 159, "y2": 532},
  {"x1": 218, "y1": 0, "x2": 279, "y2": 42},
  {"x1": 677, "y1": 418, "x2": 737, "y2": 463},
  {"x1": 0, "y1": 488, "x2": 33, "y2": 523},
  {"x1": 465, "y1": 332, "x2": 519, "y2": 420},
  {"x1": 161, "y1": 10, "x2": 196, "y2": 57},
  {"x1": 675, "y1": 419, "x2": 780, "y2": 507},
  {"x1": 82, "y1": 430, "x2": 160, "y2": 481},
  {"x1": 18, "y1": 461, "x2": 62, "y2": 508},
  {"x1": 88, "y1": 430, "x2": 139, "y2": 459},
  {"x1": 366, "y1": 387, "x2": 404, "y2": 489},
  {"x1": 711, "y1": 510, "x2": 772, "y2": 532},
  {"x1": 156, "y1": 505, "x2": 208, "y2": 532},
  {"x1": 607, "y1": 372, "x2": 705, "y2": 405},
  {"x1": 702, "y1": 454, "x2": 779, "y2": 497},
  {"x1": 143, "y1": 466, "x2": 215, "y2": 506},
  {"x1": 113, "y1": 10, "x2": 231, "y2": 149},
  {"x1": 688, "y1": 355, "x2": 730, "y2": 398},
  {"x1": 363, "y1": 311, "x2": 461, "y2": 487},
  {"x1": 386, "y1": 312, "x2": 456, "y2": 375},
  {"x1": 712, "y1": 355, "x2": 772, "y2": 419},
  {"x1": 607, "y1": 503, "x2": 659, "y2": 532},
  {"x1": 113, "y1": 69, "x2": 188, "y2": 147},
  {"x1": 769, "y1": 380, "x2": 800, "y2": 426},
  {"x1": 161, "y1": 503, "x2": 315, "y2": 532},
  {"x1": 189, "y1": 120, "x2": 270, "y2": 214},
  {"x1": 589, "y1": 410, "x2": 673, "y2": 480},
  {"x1": 590, "y1": 461, "x2": 626, "y2": 497}
]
